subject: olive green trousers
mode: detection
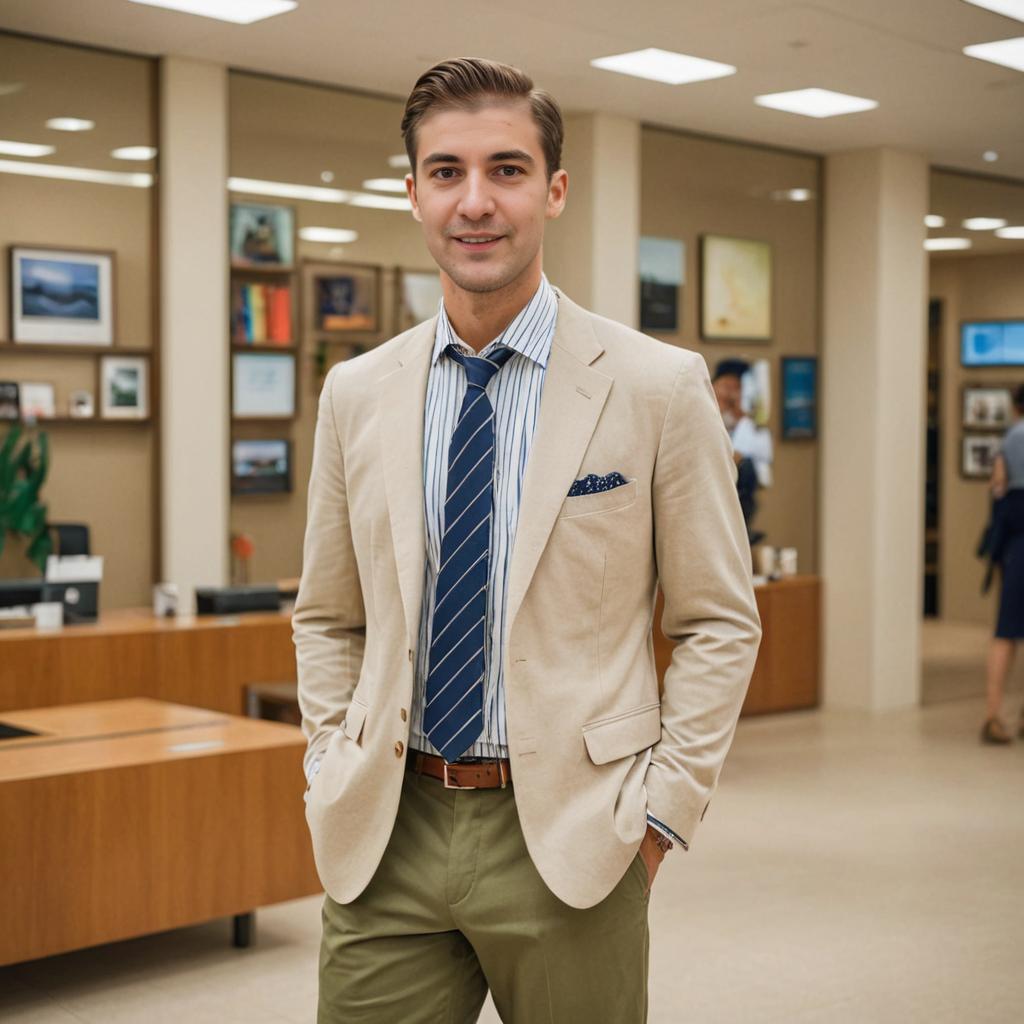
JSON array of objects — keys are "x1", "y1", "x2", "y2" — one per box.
[{"x1": 318, "y1": 767, "x2": 650, "y2": 1023}]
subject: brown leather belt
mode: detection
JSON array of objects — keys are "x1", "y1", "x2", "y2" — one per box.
[{"x1": 407, "y1": 749, "x2": 511, "y2": 789}]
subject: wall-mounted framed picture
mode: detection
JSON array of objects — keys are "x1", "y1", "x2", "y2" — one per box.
[
  {"x1": 229, "y1": 201, "x2": 295, "y2": 270},
  {"x1": 232, "y1": 351, "x2": 296, "y2": 419},
  {"x1": 99, "y1": 355, "x2": 149, "y2": 419},
  {"x1": 781, "y1": 356, "x2": 818, "y2": 440},
  {"x1": 961, "y1": 434, "x2": 1002, "y2": 480},
  {"x1": 699, "y1": 235, "x2": 772, "y2": 342},
  {"x1": 639, "y1": 236, "x2": 685, "y2": 333},
  {"x1": 8, "y1": 245, "x2": 115, "y2": 345},
  {"x1": 0, "y1": 381, "x2": 19, "y2": 420},
  {"x1": 962, "y1": 386, "x2": 1012, "y2": 430},
  {"x1": 20, "y1": 382, "x2": 56, "y2": 421},
  {"x1": 312, "y1": 261, "x2": 380, "y2": 333},
  {"x1": 395, "y1": 267, "x2": 444, "y2": 332},
  {"x1": 231, "y1": 438, "x2": 292, "y2": 495}
]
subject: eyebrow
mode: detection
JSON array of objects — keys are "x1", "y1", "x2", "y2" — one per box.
[{"x1": 421, "y1": 149, "x2": 536, "y2": 168}]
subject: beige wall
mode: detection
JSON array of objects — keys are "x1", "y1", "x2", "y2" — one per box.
[
  {"x1": 638, "y1": 127, "x2": 822, "y2": 573},
  {"x1": 0, "y1": 35, "x2": 156, "y2": 608},
  {"x1": 930, "y1": 252, "x2": 1024, "y2": 626}
]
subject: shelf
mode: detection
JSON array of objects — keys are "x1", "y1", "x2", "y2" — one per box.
[
  {"x1": 230, "y1": 264, "x2": 295, "y2": 276},
  {"x1": 231, "y1": 344, "x2": 297, "y2": 353},
  {"x1": 0, "y1": 343, "x2": 152, "y2": 357},
  {"x1": 3, "y1": 417, "x2": 152, "y2": 427}
]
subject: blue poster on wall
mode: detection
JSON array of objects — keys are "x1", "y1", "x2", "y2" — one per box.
[{"x1": 782, "y1": 357, "x2": 817, "y2": 440}]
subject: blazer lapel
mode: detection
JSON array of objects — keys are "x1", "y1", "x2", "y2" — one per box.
[
  {"x1": 377, "y1": 317, "x2": 436, "y2": 647},
  {"x1": 505, "y1": 291, "x2": 612, "y2": 632}
]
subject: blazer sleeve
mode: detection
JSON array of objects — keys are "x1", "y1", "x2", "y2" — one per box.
[
  {"x1": 644, "y1": 351, "x2": 762, "y2": 847},
  {"x1": 292, "y1": 363, "x2": 367, "y2": 780}
]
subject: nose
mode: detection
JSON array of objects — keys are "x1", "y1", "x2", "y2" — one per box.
[{"x1": 456, "y1": 170, "x2": 496, "y2": 222}]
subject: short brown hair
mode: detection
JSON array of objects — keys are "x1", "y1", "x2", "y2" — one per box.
[{"x1": 401, "y1": 58, "x2": 563, "y2": 180}]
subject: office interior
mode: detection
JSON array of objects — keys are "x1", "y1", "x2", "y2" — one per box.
[{"x1": 0, "y1": 2, "x2": 1022, "y2": 1021}]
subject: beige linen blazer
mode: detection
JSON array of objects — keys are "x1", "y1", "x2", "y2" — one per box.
[{"x1": 293, "y1": 288, "x2": 761, "y2": 910}]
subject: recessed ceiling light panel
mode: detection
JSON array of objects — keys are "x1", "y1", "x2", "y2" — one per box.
[
  {"x1": 963, "y1": 217, "x2": 1008, "y2": 229},
  {"x1": 769, "y1": 187, "x2": 815, "y2": 202},
  {"x1": 0, "y1": 140, "x2": 55, "y2": 157},
  {"x1": 0, "y1": 159, "x2": 151, "y2": 187},
  {"x1": 925, "y1": 214, "x2": 946, "y2": 228},
  {"x1": 995, "y1": 225, "x2": 1024, "y2": 238},
  {"x1": 126, "y1": 0, "x2": 297, "y2": 24},
  {"x1": 591, "y1": 47, "x2": 736, "y2": 85},
  {"x1": 924, "y1": 237, "x2": 972, "y2": 250},
  {"x1": 227, "y1": 176, "x2": 351, "y2": 202},
  {"x1": 46, "y1": 117, "x2": 94, "y2": 132},
  {"x1": 349, "y1": 193, "x2": 413, "y2": 211},
  {"x1": 362, "y1": 178, "x2": 408, "y2": 193},
  {"x1": 112, "y1": 146, "x2": 157, "y2": 160},
  {"x1": 388, "y1": 153, "x2": 411, "y2": 169},
  {"x1": 754, "y1": 88, "x2": 878, "y2": 118},
  {"x1": 299, "y1": 227, "x2": 359, "y2": 243},
  {"x1": 963, "y1": 36, "x2": 1024, "y2": 71},
  {"x1": 963, "y1": 1, "x2": 1024, "y2": 23}
]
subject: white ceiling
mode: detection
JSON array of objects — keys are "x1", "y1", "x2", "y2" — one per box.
[{"x1": 1, "y1": 0, "x2": 1023, "y2": 179}]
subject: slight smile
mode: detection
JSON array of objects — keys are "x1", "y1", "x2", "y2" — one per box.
[{"x1": 452, "y1": 234, "x2": 504, "y2": 252}]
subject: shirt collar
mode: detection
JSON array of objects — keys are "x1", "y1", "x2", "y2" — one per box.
[{"x1": 431, "y1": 273, "x2": 557, "y2": 369}]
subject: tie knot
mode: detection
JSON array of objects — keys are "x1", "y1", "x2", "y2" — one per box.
[{"x1": 446, "y1": 344, "x2": 516, "y2": 390}]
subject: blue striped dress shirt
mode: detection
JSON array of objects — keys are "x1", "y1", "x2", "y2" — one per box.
[{"x1": 409, "y1": 274, "x2": 557, "y2": 759}]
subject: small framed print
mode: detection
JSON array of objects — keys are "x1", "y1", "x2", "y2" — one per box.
[
  {"x1": 961, "y1": 434, "x2": 1002, "y2": 480},
  {"x1": 781, "y1": 356, "x2": 818, "y2": 440},
  {"x1": 232, "y1": 351, "x2": 296, "y2": 419},
  {"x1": 230, "y1": 202, "x2": 295, "y2": 270},
  {"x1": 99, "y1": 355, "x2": 149, "y2": 419},
  {"x1": 700, "y1": 235, "x2": 772, "y2": 342},
  {"x1": 0, "y1": 381, "x2": 20, "y2": 420},
  {"x1": 313, "y1": 262, "x2": 380, "y2": 333},
  {"x1": 231, "y1": 439, "x2": 292, "y2": 495},
  {"x1": 19, "y1": 382, "x2": 56, "y2": 421},
  {"x1": 963, "y1": 386, "x2": 1012, "y2": 430},
  {"x1": 9, "y1": 245, "x2": 115, "y2": 345}
]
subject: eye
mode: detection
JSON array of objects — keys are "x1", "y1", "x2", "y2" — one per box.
[
  {"x1": 496, "y1": 165, "x2": 523, "y2": 177},
  {"x1": 432, "y1": 167, "x2": 459, "y2": 180}
]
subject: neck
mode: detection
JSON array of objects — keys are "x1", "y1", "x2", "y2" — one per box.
[{"x1": 441, "y1": 260, "x2": 543, "y2": 352}]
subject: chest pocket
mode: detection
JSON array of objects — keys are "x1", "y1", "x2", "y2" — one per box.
[{"x1": 558, "y1": 478, "x2": 638, "y2": 519}]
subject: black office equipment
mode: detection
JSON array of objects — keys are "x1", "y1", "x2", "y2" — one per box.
[
  {"x1": 195, "y1": 585, "x2": 282, "y2": 616},
  {"x1": 0, "y1": 579, "x2": 44, "y2": 609}
]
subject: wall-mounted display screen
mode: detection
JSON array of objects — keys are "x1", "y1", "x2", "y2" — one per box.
[{"x1": 962, "y1": 321, "x2": 1024, "y2": 366}]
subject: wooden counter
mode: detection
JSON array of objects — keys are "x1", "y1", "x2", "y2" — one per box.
[
  {"x1": 654, "y1": 574, "x2": 821, "y2": 715},
  {"x1": 0, "y1": 698, "x2": 321, "y2": 966},
  {"x1": 0, "y1": 608, "x2": 296, "y2": 715}
]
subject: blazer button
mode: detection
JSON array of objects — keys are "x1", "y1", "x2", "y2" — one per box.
[
  {"x1": 400, "y1": 708, "x2": 408, "y2": 721},
  {"x1": 408, "y1": 648, "x2": 413, "y2": 662},
  {"x1": 394, "y1": 741, "x2": 404, "y2": 757}
]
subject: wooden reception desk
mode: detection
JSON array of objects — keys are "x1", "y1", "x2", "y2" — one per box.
[
  {"x1": 0, "y1": 698, "x2": 321, "y2": 966},
  {"x1": 0, "y1": 608, "x2": 296, "y2": 715}
]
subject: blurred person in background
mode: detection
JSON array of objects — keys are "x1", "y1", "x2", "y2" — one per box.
[{"x1": 981, "y1": 383, "x2": 1024, "y2": 745}]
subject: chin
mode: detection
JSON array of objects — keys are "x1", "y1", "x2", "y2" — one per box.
[{"x1": 444, "y1": 263, "x2": 516, "y2": 295}]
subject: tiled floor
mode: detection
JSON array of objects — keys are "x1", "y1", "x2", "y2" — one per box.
[{"x1": 3, "y1": 625, "x2": 1023, "y2": 1023}]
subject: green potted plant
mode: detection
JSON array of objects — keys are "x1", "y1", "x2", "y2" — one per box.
[{"x1": 0, "y1": 423, "x2": 53, "y2": 573}]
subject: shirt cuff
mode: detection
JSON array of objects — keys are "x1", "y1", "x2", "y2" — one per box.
[
  {"x1": 305, "y1": 757, "x2": 321, "y2": 786},
  {"x1": 646, "y1": 813, "x2": 689, "y2": 851}
]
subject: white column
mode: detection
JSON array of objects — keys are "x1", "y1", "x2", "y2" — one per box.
[
  {"x1": 821, "y1": 148, "x2": 929, "y2": 710},
  {"x1": 159, "y1": 57, "x2": 229, "y2": 608},
  {"x1": 545, "y1": 113, "x2": 640, "y2": 326}
]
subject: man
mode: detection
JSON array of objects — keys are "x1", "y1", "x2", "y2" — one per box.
[
  {"x1": 294, "y1": 57, "x2": 761, "y2": 1023},
  {"x1": 712, "y1": 358, "x2": 774, "y2": 488}
]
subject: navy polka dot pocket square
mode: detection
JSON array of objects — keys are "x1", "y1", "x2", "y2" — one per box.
[{"x1": 566, "y1": 471, "x2": 629, "y2": 497}]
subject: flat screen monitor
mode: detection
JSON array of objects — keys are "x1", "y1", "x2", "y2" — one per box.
[
  {"x1": 0, "y1": 578, "x2": 43, "y2": 609},
  {"x1": 962, "y1": 320, "x2": 1024, "y2": 367}
]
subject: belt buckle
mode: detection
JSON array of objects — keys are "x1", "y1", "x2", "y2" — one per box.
[{"x1": 443, "y1": 762, "x2": 477, "y2": 790}]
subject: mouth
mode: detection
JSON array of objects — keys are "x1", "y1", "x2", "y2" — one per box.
[{"x1": 452, "y1": 234, "x2": 504, "y2": 252}]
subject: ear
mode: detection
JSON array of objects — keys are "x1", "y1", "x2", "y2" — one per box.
[
  {"x1": 545, "y1": 168, "x2": 569, "y2": 221},
  {"x1": 406, "y1": 172, "x2": 422, "y2": 223}
]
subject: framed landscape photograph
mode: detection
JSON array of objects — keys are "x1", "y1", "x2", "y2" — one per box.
[
  {"x1": 314, "y1": 262, "x2": 380, "y2": 333},
  {"x1": 9, "y1": 245, "x2": 115, "y2": 345},
  {"x1": 963, "y1": 386, "x2": 1012, "y2": 430},
  {"x1": 229, "y1": 202, "x2": 295, "y2": 270},
  {"x1": 232, "y1": 351, "x2": 296, "y2": 419},
  {"x1": 782, "y1": 356, "x2": 818, "y2": 440},
  {"x1": 700, "y1": 235, "x2": 772, "y2": 342},
  {"x1": 961, "y1": 434, "x2": 1002, "y2": 480},
  {"x1": 639, "y1": 236, "x2": 685, "y2": 333},
  {"x1": 231, "y1": 439, "x2": 292, "y2": 495},
  {"x1": 100, "y1": 355, "x2": 149, "y2": 419}
]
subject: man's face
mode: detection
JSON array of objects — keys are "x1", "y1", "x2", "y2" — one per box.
[
  {"x1": 713, "y1": 374, "x2": 743, "y2": 416},
  {"x1": 405, "y1": 100, "x2": 567, "y2": 295}
]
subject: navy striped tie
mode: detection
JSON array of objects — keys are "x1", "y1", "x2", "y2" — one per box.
[{"x1": 424, "y1": 343, "x2": 516, "y2": 763}]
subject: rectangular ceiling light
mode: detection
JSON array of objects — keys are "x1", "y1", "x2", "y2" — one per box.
[
  {"x1": 963, "y1": 217, "x2": 1008, "y2": 229},
  {"x1": 228, "y1": 176, "x2": 351, "y2": 202},
  {"x1": 924, "y1": 238, "x2": 972, "y2": 250},
  {"x1": 963, "y1": 1, "x2": 1024, "y2": 22},
  {"x1": 126, "y1": 0, "x2": 297, "y2": 24},
  {"x1": 0, "y1": 158, "x2": 151, "y2": 187},
  {"x1": 755, "y1": 88, "x2": 878, "y2": 118},
  {"x1": 963, "y1": 36, "x2": 1024, "y2": 70},
  {"x1": 299, "y1": 227, "x2": 359, "y2": 243},
  {"x1": 349, "y1": 193, "x2": 413, "y2": 211},
  {"x1": 0, "y1": 139, "x2": 55, "y2": 157},
  {"x1": 590, "y1": 48, "x2": 736, "y2": 85},
  {"x1": 925, "y1": 214, "x2": 946, "y2": 228},
  {"x1": 996, "y1": 225, "x2": 1024, "y2": 238}
]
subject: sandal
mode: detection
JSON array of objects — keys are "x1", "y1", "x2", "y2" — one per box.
[{"x1": 980, "y1": 718, "x2": 1013, "y2": 745}]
